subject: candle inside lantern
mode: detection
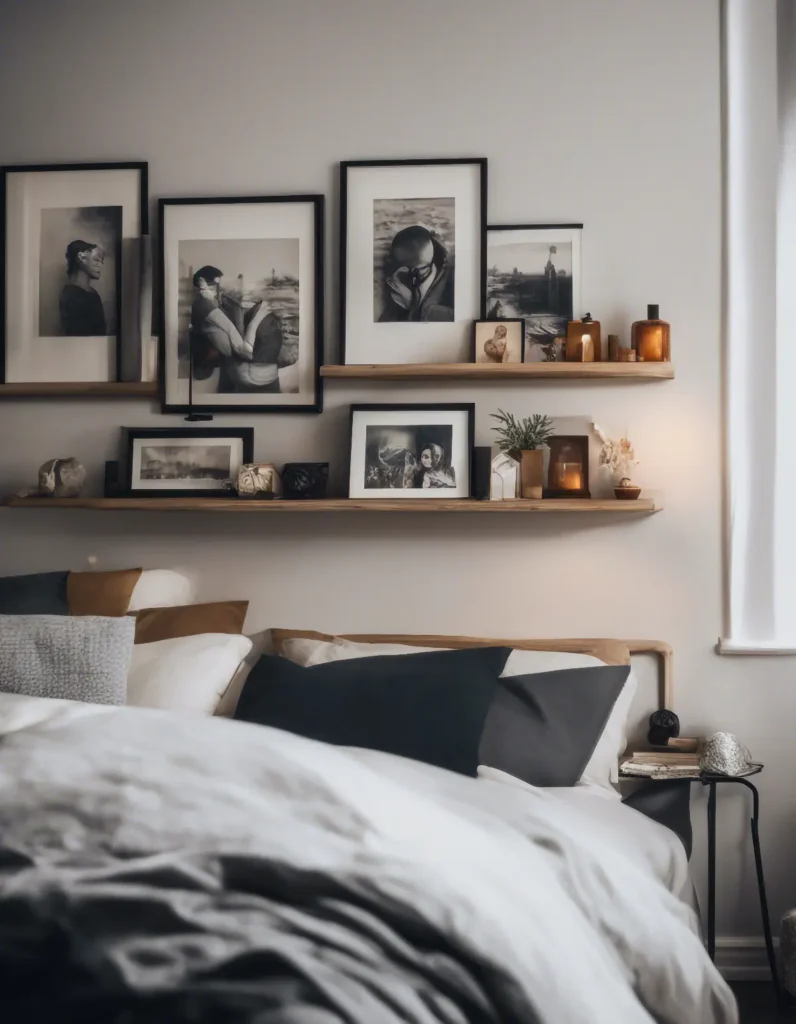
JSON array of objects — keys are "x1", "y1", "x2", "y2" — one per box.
[{"x1": 558, "y1": 462, "x2": 583, "y2": 491}]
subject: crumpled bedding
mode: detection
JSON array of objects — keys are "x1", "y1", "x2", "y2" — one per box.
[{"x1": 0, "y1": 694, "x2": 737, "y2": 1023}]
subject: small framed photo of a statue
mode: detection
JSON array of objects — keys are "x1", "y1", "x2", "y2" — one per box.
[
  {"x1": 472, "y1": 319, "x2": 525, "y2": 364},
  {"x1": 340, "y1": 159, "x2": 487, "y2": 365},
  {"x1": 160, "y1": 194, "x2": 324, "y2": 414},
  {"x1": 1, "y1": 162, "x2": 147, "y2": 383}
]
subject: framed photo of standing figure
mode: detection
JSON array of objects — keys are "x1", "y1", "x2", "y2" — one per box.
[
  {"x1": 340, "y1": 159, "x2": 487, "y2": 365},
  {"x1": 160, "y1": 195, "x2": 324, "y2": 414},
  {"x1": 348, "y1": 403, "x2": 474, "y2": 499},
  {"x1": 1, "y1": 162, "x2": 147, "y2": 383},
  {"x1": 486, "y1": 224, "x2": 582, "y2": 363},
  {"x1": 124, "y1": 427, "x2": 254, "y2": 498}
]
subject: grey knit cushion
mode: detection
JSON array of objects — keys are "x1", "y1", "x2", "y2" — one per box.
[{"x1": 0, "y1": 615, "x2": 135, "y2": 705}]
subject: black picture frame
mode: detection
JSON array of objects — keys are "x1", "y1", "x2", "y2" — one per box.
[
  {"x1": 0, "y1": 161, "x2": 148, "y2": 385},
  {"x1": 348, "y1": 402, "x2": 475, "y2": 498},
  {"x1": 159, "y1": 194, "x2": 324, "y2": 415},
  {"x1": 544, "y1": 434, "x2": 591, "y2": 499},
  {"x1": 123, "y1": 426, "x2": 254, "y2": 498},
  {"x1": 471, "y1": 318, "x2": 525, "y2": 363},
  {"x1": 339, "y1": 158, "x2": 488, "y2": 364},
  {"x1": 485, "y1": 223, "x2": 583, "y2": 364}
]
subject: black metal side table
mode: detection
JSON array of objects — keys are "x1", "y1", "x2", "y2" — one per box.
[
  {"x1": 621, "y1": 765, "x2": 778, "y2": 993},
  {"x1": 700, "y1": 768, "x2": 778, "y2": 992}
]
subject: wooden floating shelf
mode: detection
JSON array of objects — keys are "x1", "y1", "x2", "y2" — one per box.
[
  {"x1": 321, "y1": 362, "x2": 674, "y2": 381},
  {"x1": 3, "y1": 496, "x2": 661, "y2": 514},
  {"x1": 0, "y1": 382, "x2": 159, "y2": 398}
]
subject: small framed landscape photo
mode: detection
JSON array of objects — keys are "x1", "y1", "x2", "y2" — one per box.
[
  {"x1": 472, "y1": 318, "x2": 524, "y2": 364},
  {"x1": 124, "y1": 427, "x2": 254, "y2": 498},
  {"x1": 348, "y1": 403, "x2": 474, "y2": 499}
]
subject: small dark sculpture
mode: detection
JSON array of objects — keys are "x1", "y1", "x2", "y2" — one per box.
[{"x1": 282, "y1": 463, "x2": 329, "y2": 500}]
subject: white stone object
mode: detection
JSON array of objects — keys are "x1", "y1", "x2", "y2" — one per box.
[{"x1": 490, "y1": 453, "x2": 520, "y2": 500}]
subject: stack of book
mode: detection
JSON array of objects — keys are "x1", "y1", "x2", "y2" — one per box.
[{"x1": 620, "y1": 748, "x2": 702, "y2": 779}]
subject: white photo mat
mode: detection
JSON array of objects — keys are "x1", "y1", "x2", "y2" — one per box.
[
  {"x1": 4, "y1": 167, "x2": 142, "y2": 383},
  {"x1": 349, "y1": 407, "x2": 472, "y2": 499},
  {"x1": 130, "y1": 435, "x2": 246, "y2": 492},
  {"x1": 162, "y1": 201, "x2": 318, "y2": 408},
  {"x1": 343, "y1": 163, "x2": 484, "y2": 364}
]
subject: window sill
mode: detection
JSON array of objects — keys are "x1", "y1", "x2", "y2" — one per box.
[{"x1": 716, "y1": 639, "x2": 796, "y2": 656}]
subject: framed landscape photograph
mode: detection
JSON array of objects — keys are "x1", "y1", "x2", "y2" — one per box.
[
  {"x1": 160, "y1": 195, "x2": 324, "y2": 414},
  {"x1": 1, "y1": 162, "x2": 147, "y2": 383},
  {"x1": 486, "y1": 224, "x2": 582, "y2": 363},
  {"x1": 472, "y1": 318, "x2": 524, "y2": 364},
  {"x1": 348, "y1": 403, "x2": 474, "y2": 499},
  {"x1": 124, "y1": 427, "x2": 254, "y2": 498},
  {"x1": 340, "y1": 159, "x2": 487, "y2": 365}
]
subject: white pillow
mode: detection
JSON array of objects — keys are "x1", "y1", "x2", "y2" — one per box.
[
  {"x1": 127, "y1": 633, "x2": 252, "y2": 714},
  {"x1": 280, "y1": 636, "x2": 636, "y2": 790},
  {"x1": 214, "y1": 630, "x2": 273, "y2": 717},
  {"x1": 127, "y1": 570, "x2": 197, "y2": 612}
]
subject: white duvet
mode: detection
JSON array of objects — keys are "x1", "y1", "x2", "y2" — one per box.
[{"x1": 0, "y1": 693, "x2": 736, "y2": 1023}]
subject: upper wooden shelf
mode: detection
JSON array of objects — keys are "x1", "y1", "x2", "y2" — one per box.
[
  {"x1": 0, "y1": 382, "x2": 159, "y2": 398},
  {"x1": 3, "y1": 496, "x2": 661, "y2": 514},
  {"x1": 320, "y1": 362, "x2": 674, "y2": 381}
]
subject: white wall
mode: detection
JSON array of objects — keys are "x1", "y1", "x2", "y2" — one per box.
[{"x1": 1, "y1": 0, "x2": 792, "y2": 953}]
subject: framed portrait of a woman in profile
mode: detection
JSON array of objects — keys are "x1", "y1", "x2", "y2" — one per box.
[{"x1": 1, "y1": 161, "x2": 148, "y2": 383}]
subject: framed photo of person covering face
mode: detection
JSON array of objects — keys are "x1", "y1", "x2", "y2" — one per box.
[
  {"x1": 340, "y1": 159, "x2": 487, "y2": 365},
  {"x1": 1, "y1": 162, "x2": 147, "y2": 383},
  {"x1": 348, "y1": 403, "x2": 474, "y2": 499},
  {"x1": 160, "y1": 194, "x2": 324, "y2": 414}
]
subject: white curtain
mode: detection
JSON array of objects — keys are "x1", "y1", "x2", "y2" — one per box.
[{"x1": 722, "y1": 0, "x2": 796, "y2": 651}]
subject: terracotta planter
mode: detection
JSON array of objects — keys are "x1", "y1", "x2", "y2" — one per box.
[{"x1": 519, "y1": 449, "x2": 545, "y2": 499}]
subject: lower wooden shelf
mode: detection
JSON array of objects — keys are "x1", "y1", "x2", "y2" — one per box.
[
  {"x1": 0, "y1": 382, "x2": 159, "y2": 398},
  {"x1": 2, "y1": 496, "x2": 661, "y2": 514}
]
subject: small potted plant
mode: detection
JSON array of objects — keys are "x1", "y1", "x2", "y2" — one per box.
[
  {"x1": 592, "y1": 423, "x2": 640, "y2": 499},
  {"x1": 491, "y1": 410, "x2": 554, "y2": 499}
]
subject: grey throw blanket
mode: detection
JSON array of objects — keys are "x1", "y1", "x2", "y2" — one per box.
[{"x1": 0, "y1": 696, "x2": 736, "y2": 1024}]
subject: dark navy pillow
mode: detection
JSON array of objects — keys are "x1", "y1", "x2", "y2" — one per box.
[
  {"x1": 236, "y1": 647, "x2": 512, "y2": 776},
  {"x1": 0, "y1": 572, "x2": 69, "y2": 615}
]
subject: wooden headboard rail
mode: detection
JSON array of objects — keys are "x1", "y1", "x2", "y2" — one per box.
[{"x1": 271, "y1": 630, "x2": 674, "y2": 710}]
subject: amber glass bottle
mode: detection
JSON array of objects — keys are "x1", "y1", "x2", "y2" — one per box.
[{"x1": 631, "y1": 304, "x2": 670, "y2": 362}]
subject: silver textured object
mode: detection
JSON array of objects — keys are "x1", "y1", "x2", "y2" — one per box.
[
  {"x1": 699, "y1": 732, "x2": 752, "y2": 776},
  {"x1": 236, "y1": 463, "x2": 281, "y2": 498},
  {"x1": 38, "y1": 458, "x2": 86, "y2": 498}
]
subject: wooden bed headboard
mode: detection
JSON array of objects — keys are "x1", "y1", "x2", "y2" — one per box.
[{"x1": 270, "y1": 630, "x2": 674, "y2": 710}]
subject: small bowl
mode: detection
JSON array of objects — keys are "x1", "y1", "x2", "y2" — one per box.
[{"x1": 614, "y1": 485, "x2": 642, "y2": 500}]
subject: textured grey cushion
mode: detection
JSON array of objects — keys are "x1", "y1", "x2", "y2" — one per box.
[{"x1": 0, "y1": 615, "x2": 135, "y2": 705}]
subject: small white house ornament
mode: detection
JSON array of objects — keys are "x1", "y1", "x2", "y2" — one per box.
[{"x1": 490, "y1": 453, "x2": 520, "y2": 500}]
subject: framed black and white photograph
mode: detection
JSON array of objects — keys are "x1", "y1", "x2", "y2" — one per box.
[
  {"x1": 340, "y1": 159, "x2": 486, "y2": 365},
  {"x1": 348, "y1": 404, "x2": 474, "y2": 499},
  {"x1": 472, "y1": 318, "x2": 524, "y2": 364},
  {"x1": 486, "y1": 224, "x2": 582, "y2": 363},
  {"x1": 1, "y1": 162, "x2": 147, "y2": 383},
  {"x1": 124, "y1": 427, "x2": 254, "y2": 498},
  {"x1": 160, "y1": 195, "x2": 324, "y2": 414}
]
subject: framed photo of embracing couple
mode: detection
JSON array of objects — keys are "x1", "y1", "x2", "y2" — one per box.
[{"x1": 160, "y1": 194, "x2": 324, "y2": 414}]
